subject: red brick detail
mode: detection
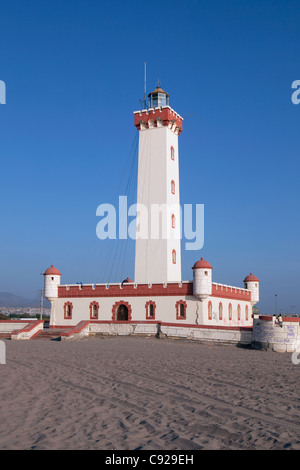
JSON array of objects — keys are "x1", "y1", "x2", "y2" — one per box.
[
  {"x1": 219, "y1": 302, "x2": 223, "y2": 320},
  {"x1": 211, "y1": 284, "x2": 251, "y2": 300},
  {"x1": 111, "y1": 300, "x2": 132, "y2": 322},
  {"x1": 89, "y1": 301, "x2": 99, "y2": 320},
  {"x1": 58, "y1": 282, "x2": 251, "y2": 301},
  {"x1": 134, "y1": 108, "x2": 183, "y2": 134},
  {"x1": 145, "y1": 300, "x2": 156, "y2": 320},
  {"x1": 208, "y1": 301, "x2": 212, "y2": 320},
  {"x1": 176, "y1": 300, "x2": 187, "y2": 320},
  {"x1": 64, "y1": 301, "x2": 73, "y2": 320}
]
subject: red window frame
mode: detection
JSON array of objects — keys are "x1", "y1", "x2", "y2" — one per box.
[
  {"x1": 228, "y1": 303, "x2": 232, "y2": 321},
  {"x1": 219, "y1": 302, "x2": 223, "y2": 320},
  {"x1": 64, "y1": 301, "x2": 73, "y2": 320},
  {"x1": 208, "y1": 301, "x2": 212, "y2": 320},
  {"x1": 171, "y1": 180, "x2": 175, "y2": 195},
  {"x1": 170, "y1": 146, "x2": 175, "y2": 160},
  {"x1": 145, "y1": 301, "x2": 156, "y2": 320},
  {"x1": 175, "y1": 300, "x2": 187, "y2": 320},
  {"x1": 89, "y1": 301, "x2": 99, "y2": 320}
]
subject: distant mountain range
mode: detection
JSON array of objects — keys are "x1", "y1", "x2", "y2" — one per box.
[{"x1": 0, "y1": 292, "x2": 50, "y2": 308}]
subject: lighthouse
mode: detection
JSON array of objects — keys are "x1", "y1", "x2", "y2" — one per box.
[{"x1": 133, "y1": 86, "x2": 183, "y2": 284}]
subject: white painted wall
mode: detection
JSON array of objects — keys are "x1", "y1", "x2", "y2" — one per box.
[{"x1": 51, "y1": 291, "x2": 253, "y2": 329}]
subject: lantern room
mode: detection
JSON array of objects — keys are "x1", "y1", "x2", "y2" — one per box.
[{"x1": 148, "y1": 86, "x2": 169, "y2": 108}]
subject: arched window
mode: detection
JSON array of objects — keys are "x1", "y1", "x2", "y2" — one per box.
[
  {"x1": 237, "y1": 304, "x2": 241, "y2": 321},
  {"x1": 219, "y1": 302, "x2": 223, "y2": 321},
  {"x1": 89, "y1": 301, "x2": 99, "y2": 320},
  {"x1": 171, "y1": 213, "x2": 175, "y2": 229},
  {"x1": 145, "y1": 301, "x2": 156, "y2": 320},
  {"x1": 111, "y1": 300, "x2": 132, "y2": 322},
  {"x1": 172, "y1": 249, "x2": 176, "y2": 264},
  {"x1": 228, "y1": 303, "x2": 232, "y2": 321},
  {"x1": 245, "y1": 305, "x2": 249, "y2": 321},
  {"x1": 176, "y1": 300, "x2": 187, "y2": 320},
  {"x1": 64, "y1": 302, "x2": 73, "y2": 320},
  {"x1": 208, "y1": 301, "x2": 212, "y2": 320},
  {"x1": 171, "y1": 180, "x2": 175, "y2": 195},
  {"x1": 170, "y1": 146, "x2": 175, "y2": 161}
]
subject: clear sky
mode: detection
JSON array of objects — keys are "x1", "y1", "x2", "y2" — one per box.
[{"x1": 0, "y1": 0, "x2": 299, "y2": 314}]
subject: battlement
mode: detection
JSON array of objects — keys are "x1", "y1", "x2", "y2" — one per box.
[{"x1": 134, "y1": 106, "x2": 183, "y2": 134}]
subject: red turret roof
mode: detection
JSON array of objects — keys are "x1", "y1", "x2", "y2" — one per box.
[
  {"x1": 192, "y1": 258, "x2": 213, "y2": 269},
  {"x1": 243, "y1": 273, "x2": 259, "y2": 282},
  {"x1": 44, "y1": 265, "x2": 61, "y2": 276}
]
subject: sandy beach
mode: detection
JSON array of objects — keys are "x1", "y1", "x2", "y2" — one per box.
[{"x1": 0, "y1": 335, "x2": 299, "y2": 450}]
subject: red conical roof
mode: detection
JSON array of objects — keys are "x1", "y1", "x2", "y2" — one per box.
[
  {"x1": 192, "y1": 257, "x2": 213, "y2": 269},
  {"x1": 243, "y1": 273, "x2": 259, "y2": 282},
  {"x1": 44, "y1": 265, "x2": 61, "y2": 276}
]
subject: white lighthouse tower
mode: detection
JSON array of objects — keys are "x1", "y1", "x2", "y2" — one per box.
[{"x1": 134, "y1": 86, "x2": 183, "y2": 284}]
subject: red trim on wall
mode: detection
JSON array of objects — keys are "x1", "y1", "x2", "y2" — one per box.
[
  {"x1": 134, "y1": 108, "x2": 183, "y2": 134},
  {"x1": 58, "y1": 282, "x2": 251, "y2": 301},
  {"x1": 211, "y1": 284, "x2": 251, "y2": 300},
  {"x1": 145, "y1": 300, "x2": 156, "y2": 320}
]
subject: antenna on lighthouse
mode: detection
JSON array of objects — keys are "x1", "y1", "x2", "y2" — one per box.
[{"x1": 144, "y1": 62, "x2": 147, "y2": 108}]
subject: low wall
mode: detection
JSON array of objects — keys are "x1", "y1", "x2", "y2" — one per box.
[
  {"x1": 0, "y1": 320, "x2": 32, "y2": 334},
  {"x1": 11, "y1": 320, "x2": 44, "y2": 340},
  {"x1": 252, "y1": 316, "x2": 300, "y2": 352},
  {"x1": 61, "y1": 320, "x2": 253, "y2": 345}
]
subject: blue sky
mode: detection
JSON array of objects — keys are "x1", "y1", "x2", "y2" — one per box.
[{"x1": 0, "y1": 0, "x2": 299, "y2": 314}]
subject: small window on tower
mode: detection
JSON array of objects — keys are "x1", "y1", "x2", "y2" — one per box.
[
  {"x1": 51, "y1": 277, "x2": 54, "y2": 281},
  {"x1": 171, "y1": 214, "x2": 175, "y2": 228},
  {"x1": 205, "y1": 271, "x2": 208, "y2": 276},
  {"x1": 170, "y1": 146, "x2": 175, "y2": 160},
  {"x1": 172, "y1": 249, "x2": 176, "y2": 264},
  {"x1": 171, "y1": 180, "x2": 175, "y2": 195}
]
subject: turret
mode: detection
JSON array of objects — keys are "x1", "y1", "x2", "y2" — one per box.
[
  {"x1": 243, "y1": 273, "x2": 259, "y2": 305},
  {"x1": 43, "y1": 265, "x2": 61, "y2": 301},
  {"x1": 192, "y1": 258, "x2": 213, "y2": 300}
]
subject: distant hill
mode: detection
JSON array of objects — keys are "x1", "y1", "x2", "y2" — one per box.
[{"x1": 0, "y1": 292, "x2": 50, "y2": 308}]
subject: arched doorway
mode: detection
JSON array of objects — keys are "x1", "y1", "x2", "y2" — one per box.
[{"x1": 116, "y1": 304, "x2": 129, "y2": 321}]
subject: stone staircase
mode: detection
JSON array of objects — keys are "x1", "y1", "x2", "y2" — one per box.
[{"x1": 31, "y1": 327, "x2": 67, "y2": 341}]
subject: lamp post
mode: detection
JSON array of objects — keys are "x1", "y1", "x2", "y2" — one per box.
[{"x1": 275, "y1": 294, "x2": 278, "y2": 317}]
